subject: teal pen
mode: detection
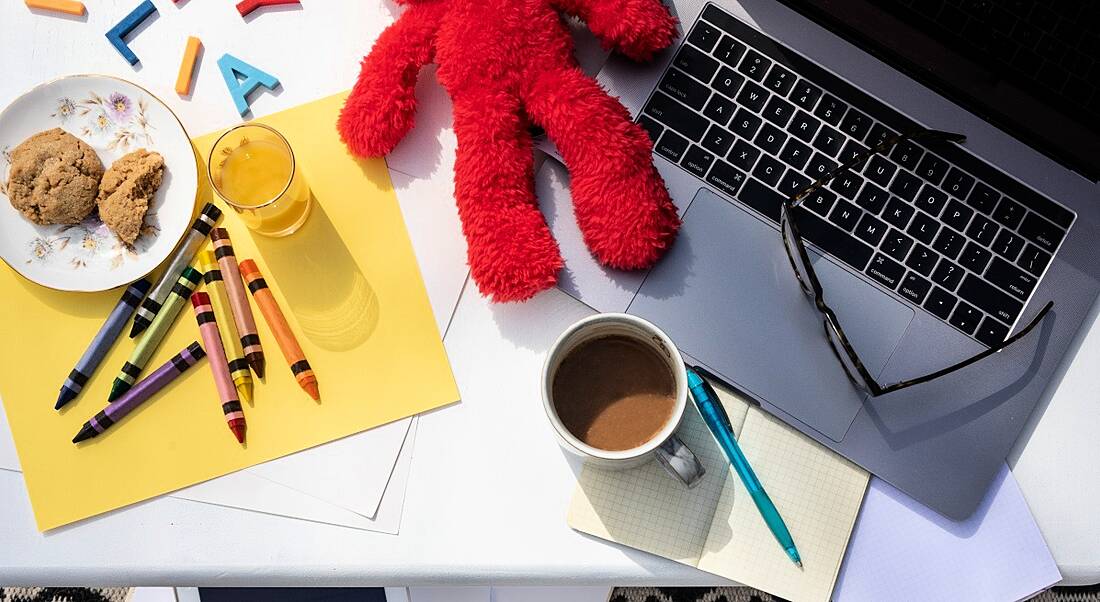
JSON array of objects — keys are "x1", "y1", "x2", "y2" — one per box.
[{"x1": 686, "y1": 367, "x2": 803, "y2": 568}]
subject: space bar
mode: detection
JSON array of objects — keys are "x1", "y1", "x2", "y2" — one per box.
[{"x1": 791, "y1": 210, "x2": 874, "y2": 272}]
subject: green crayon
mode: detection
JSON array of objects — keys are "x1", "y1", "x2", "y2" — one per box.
[{"x1": 109, "y1": 267, "x2": 203, "y2": 401}]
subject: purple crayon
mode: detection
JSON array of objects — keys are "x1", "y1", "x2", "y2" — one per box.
[{"x1": 72, "y1": 342, "x2": 206, "y2": 444}]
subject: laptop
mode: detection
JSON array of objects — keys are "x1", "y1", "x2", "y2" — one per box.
[{"x1": 535, "y1": 0, "x2": 1100, "y2": 519}]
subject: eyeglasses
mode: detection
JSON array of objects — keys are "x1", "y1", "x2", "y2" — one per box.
[{"x1": 780, "y1": 128, "x2": 1053, "y2": 396}]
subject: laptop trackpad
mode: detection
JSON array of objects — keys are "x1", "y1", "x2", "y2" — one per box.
[{"x1": 628, "y1": 188, "x2": 914, "y2": 441}]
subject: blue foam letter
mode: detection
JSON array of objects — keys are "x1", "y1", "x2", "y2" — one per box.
[
  {"x1": 105, "y1": 0, "x2": 158, "y2": 66},
  {"x1": 217, "y1": 53, "x2": 281, "y2": 117}
]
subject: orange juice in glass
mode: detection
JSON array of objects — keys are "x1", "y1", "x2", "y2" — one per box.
[{"x1": 208, "y1": 123, "x2": 311, "y2": 237}]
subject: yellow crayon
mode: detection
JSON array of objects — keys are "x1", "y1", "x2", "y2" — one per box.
[{"x1": 200, "y1": 250, "x2": 254, "y2": 403}]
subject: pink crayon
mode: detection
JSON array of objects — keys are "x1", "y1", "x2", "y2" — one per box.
[{"x1": 191, "y1": 291, "x2": 247, "y2": 444}]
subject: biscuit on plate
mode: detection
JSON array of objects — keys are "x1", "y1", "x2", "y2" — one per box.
[
  {"x1": 97, "y1": 149, "x2": 165, "y2": 245},
  {"x1": 6, "y1": 128, "x2": 104, "y2": 225}
]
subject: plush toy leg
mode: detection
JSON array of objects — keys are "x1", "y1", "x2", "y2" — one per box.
[
  {"x1": 526, "y1": 66, "x2": 679, "y2": 269},
  {"x1": 452, "y1": 94, "x2": 564, "y2": 302}
]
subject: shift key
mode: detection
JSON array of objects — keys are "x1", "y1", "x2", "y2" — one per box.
[
  {"x1": 958, "y1": 274, "x2": 1023, "y2": 325},
  {"x1": 644, "y1": 92, "x2": 709, "y2": 140}
]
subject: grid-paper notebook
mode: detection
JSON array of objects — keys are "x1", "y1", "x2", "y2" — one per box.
[{"x1": 568, "y1": 377, "x2": 869, "y2": 602}]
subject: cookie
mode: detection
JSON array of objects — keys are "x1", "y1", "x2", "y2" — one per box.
[
  {"x1": 6, "y1": 128, "x2": 104, "y2": 225},
  {"x1": 97, "y1": 149, "x2": 165, "y2": 245}
]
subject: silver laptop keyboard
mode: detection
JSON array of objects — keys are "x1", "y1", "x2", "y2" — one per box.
[{"x1": 638, "y1": 2, "x2": 1075, "y2": 347}]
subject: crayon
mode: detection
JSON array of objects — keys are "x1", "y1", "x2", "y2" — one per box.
[
  {"x1": 210, "y1": 228, "x2": 265, "y2": 378},
  {"x1": 73, "y1": 342, "x2": 206, "y2": 443},
  {"x1": 56, "y1": 279, "x2": 151, "y2": 410},
  {"x1": 110, "y1": 267, "x2": 203, "y2": 401},
  {"x1": 131, "y1": 203, "x2": 221, "y2": 338},
  {"x1": 199, "y1": 250, "x2": 254, "y2": 404},
  {"x1": 191, "y1": 292, "x2": 247, "y2": 443},
  {"x1": 239, "y1": 260, "x2": 318, "y2": 400}
]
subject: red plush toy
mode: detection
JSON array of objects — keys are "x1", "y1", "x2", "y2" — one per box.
[{"x1": 338, "y1": 0, "x2": 681, "y2": 302}]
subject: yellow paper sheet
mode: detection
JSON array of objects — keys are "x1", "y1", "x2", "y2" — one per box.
[{"x1": 0, "y1": 92, "x2": 459, "y2": 530}]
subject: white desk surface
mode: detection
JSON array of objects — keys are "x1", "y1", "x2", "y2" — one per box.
[{"x1": 2, "y1": 0, "x2": 1098, "y2": 587}]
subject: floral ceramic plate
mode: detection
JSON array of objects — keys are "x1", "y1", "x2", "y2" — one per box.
[{"x1": 0, "y1": 75, "x2": 197, "y2": 292}]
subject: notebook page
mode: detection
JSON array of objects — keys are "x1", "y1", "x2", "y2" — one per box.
[
  {"x1": 566, "y1": 391, "x2": 752, "y2": 566},
  {"x1": 699, "y1": 405, "x2": 869, "y2": 602}
]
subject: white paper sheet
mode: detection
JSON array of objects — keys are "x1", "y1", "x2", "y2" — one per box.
[{"x1": 834, "y1": 465, "x2": 1060, "y2": 602}]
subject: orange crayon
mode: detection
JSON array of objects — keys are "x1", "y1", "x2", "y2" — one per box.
[
  {"x1": 175, "y1": 36, "x2": 202, "y2": 96},
  {"x1": 238, "y1": 260, "x2": 318, "y2": 400},
  {"x1": 25, "y1": 0, "x2": 85, "y2": 16}
]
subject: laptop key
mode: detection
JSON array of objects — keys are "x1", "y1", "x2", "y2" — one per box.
[
  {"x1": 942, "y1": 200, "x2": 974, "y2": 232},
  {"x1": 703, "y1": 94, "x2": 736, "y2": 126},
  {"x1": 855, "y1": 213, "x2": 888, "y2": 246},
  {"x1": 658, "y1": 69, "x2": 712, "y2": 110},
  {"x1": 752, "y1": 154, "x2": 785, "y2": 186},
  {"x1": 890, "y1": 139, "x2": 924, "y2": 171},
  {"x1": 992, "y1": 229, "x2": 1025, "y2": 261},
  {"x1": 813, "y1": 93, "x2": 847, "y2": 126},
  {"x1": 867, "y1": 253, "x2": 905, "y2": 289},
  {"x1": 975, "y1": 316, "x2": 1010, "y2": 347},
  {"x1": 864, "y1": 155, "x2": 897, "y2": 187},
  {"x1": 702, "y1": 124, "x2": 736, "y2": 156},
  {"x1": 736, "y1": 81, "x2": 769, "y2": 112},
  {"x1": 763, "y1": 63, "x2": 796, "y2": 95},
  {"x1": 865, "y1": 122, "x2": 896, "y2": 149},
  {"x1": 788, "y1": 79, "x2": 822, "y2": 111},
  {"x1": 923, "y1": 286, "x2": 958, "y2": 320},
  {"x1": 992, "y1": 197, "x2": 1026, "y2": 229},
  {"x1": 855, "y1": 183, "x2": 889, "y2": 214},
  {"x1": 829, "y1": 172, "x2": 864, "y2": 201},
  {"x1": 1018, "y1": 244, "x2": 1052, "y2": 277},
  {"x1": 942, "y1": 167, "x2": 975, "y2": 199},
  {"x1": 958, "y1": 274, "x2": 1023, "y2": 325},
  {"x1": 949, "y1": 301, "x2": 982, "y2": 335},
  {"x1": 754, "y1": 123, "x2": 788, "y2": 155},
  {"x1": 728, "y1": 139, "x2": 761, "y2": 171},
  {"x1": 905, "y1": 243, "x2": 939, "y2": 276},
  {"x1": 828, "y1": 199, "x2": 863, "y2": 231},
  {"x1": 932, "y1": 258, "x2": 964, "y2": 291},
  {"x1": 730, "y1": 108, "x2": 762, "y2": 140},
  {"x1": 638, "y1": 116, "x2": 663, "y2": 144},
  {"x1": 681, "y1": 145, "x2": 716, "y2": 177},
  {"x1": 932, "y1": 227, "x2": 965, "y2": 259},
  {"x1": 880, "y1": 229, "x2": 914, "y2": 262},
  {"x1": 786, "y1": 110, "x2": 821, "y2": 143},
  {"x1": 803, "y1": 188, "x2": 837, "y2": 218},
  {"x1": 644, "y1": 93, "x2": 709, "y2": 140},
  {"x1": 705, "y1": 159, "x2": 748, "y2": 198},
  {"x1": 907, "y1": 212, "x2": 940, "y2": 245},
  {"x1": 778, "y1": 171, "x2": 811, "y2": 198},
  {"x1": 737, "y1": 49, "x2": 772, "y2": 82},
  {"x1": 794, "y1": 209, "x2": 873, "y2": 271},
  {"x1": 806, "y1": 153, "x2": 839, "y2": 180},
  {"x1": 916, "y1": 152, "x2": 950, "y2": 185},
  {"x1": 763, "y1": 95, "x2": 796, "y2": 128},
  {"x1": 778, "y1": 138, "x2": 812, "y2": 171},
  {"x1": 838, "y1": 140, "x2": 868, "y2": 164},
  {"x1": 687, "y1": 21, "x2": 721, "y2": 53},
  {"x1": 811, "y1": 126, "x2": 845, "y2": 157},
  {"x1": 1017, "y1": 212, "x2": 1065, "y2": 252},
  {"x1": 712, "y1": 35, "x2": 746, "y2": 67},
  {"x1": 883, "y1": 196, "x2": 915, "y2": 229},
  {"x1": 915, "y1": 184, "x2": 949, "y2": 216},
  {"x1": 839, "y1": 108, "x2": 872, "y2": 140},
  {"x1": 986, "y1": 256, "x2": 1037, "y2": 300},
  {"x1": 967, "y1": 214, "x2": 999, "y2": 245},
  {"x1": 959, "y1": 242, "x2": 992, "y2": 273},
  {"x1": 673, "y1": 45, "x2": 719, "y2": 83},
  {"x1": 713, "y1": 66, "x2": 746, "y2": 99},
  {"x1": 967, "y1": 182, "x2": 1000, "y2": 214},
  {"x1": 654, "y1": 130, "x2": 689, "y2": 162},
  {"x1": 898, "y1": 272, "x2": 932, "y2": 304},
  {"x1": 889, "y1": 169, "x2": 922, "y2": 201}
]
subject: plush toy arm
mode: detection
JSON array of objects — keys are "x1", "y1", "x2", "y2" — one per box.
[
  {"x1": 552, "y1": 0, "x2": 677, "y2": 61},
  {"x1": 338, "y1": 1, "x2": 446, "y2": 157}
]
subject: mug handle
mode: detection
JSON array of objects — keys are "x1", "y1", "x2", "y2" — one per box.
[{"x1": 655, "y1": 434, "x2": 706, "y2": 488}]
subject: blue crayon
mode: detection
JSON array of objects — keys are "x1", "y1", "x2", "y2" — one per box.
[
  {"x1": 56, "y1": 279, "x2": 151, "y2": 410},
  {"x1": 105, "y1": 0, "x2": 158, "y2": 66}
]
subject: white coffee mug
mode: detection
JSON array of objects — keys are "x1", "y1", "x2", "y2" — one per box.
[{"x1": 541, "y1": 313, "x2": 705, "y2": 487}]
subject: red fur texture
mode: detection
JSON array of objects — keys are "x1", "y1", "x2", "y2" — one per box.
[{"x1": 338, "y1": 0, "x2": 681, "y2": 302}]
